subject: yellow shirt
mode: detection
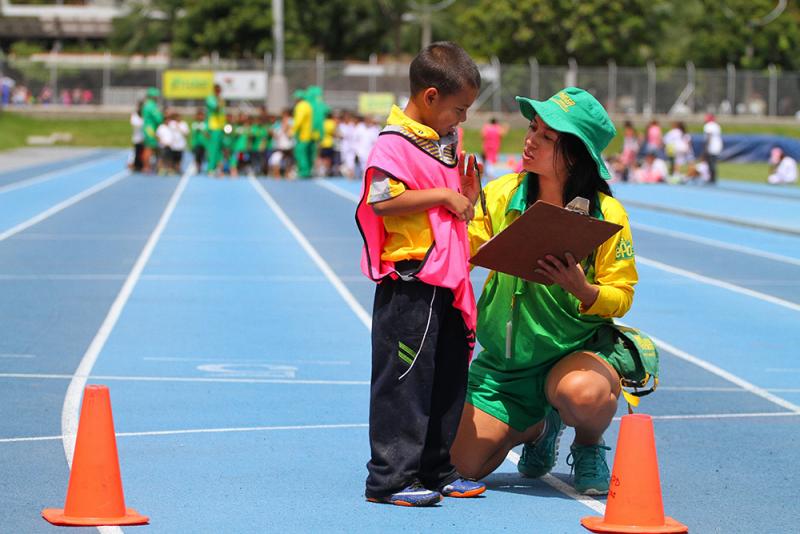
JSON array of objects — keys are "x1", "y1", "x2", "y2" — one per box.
[
  {"x1": 320, "y1": 118, "x2": 336, "y2": 149},
  {"x1": 292, "y1": 100, "x2": 313, "y2": 142},
  {"x1": 367, "y1": 105, "x2": 443, "y2": 262},
  {"x1": 469, "y1": 172, "x2": 638, "y2": 318}
]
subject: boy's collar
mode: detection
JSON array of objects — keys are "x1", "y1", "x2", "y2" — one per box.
[{"x1": 387, "y1": 105, "x2": 440, "y2": 141}]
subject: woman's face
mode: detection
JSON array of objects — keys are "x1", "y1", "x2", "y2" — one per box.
[{"x1": 521, "y1": 115, "x2": 566, "y2": 179}]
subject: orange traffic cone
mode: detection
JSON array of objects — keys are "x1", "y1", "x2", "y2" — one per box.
[
  {"x1": 42, "y1": 385, "x2": 149, "y2": 526},
  {"x1": 581, "y1": 414, "x2": 687, "y2": 533}
]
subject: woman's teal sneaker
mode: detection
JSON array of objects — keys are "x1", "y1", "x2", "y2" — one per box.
[
  {"x1": 517, "y1": 409, "x2": 565, "y2": 478},
  {"x1": 567, "y1": 442, "x2": 612, "y2": 495}
]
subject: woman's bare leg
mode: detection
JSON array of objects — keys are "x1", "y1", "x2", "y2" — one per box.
[
  {"x1": 544, "y1": 351, "x2": 620, "y2": 445},
  {"x1": 451, "y1": 403, "x2": 544, "y2": 480}
]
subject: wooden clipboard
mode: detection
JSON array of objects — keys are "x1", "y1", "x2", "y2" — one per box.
[{"x1": 469, "y1": 200, "x2": 622, "y2": 284}]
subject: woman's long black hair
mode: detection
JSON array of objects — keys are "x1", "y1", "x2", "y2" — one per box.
[{"x1": 525, "y1": 132, "x2": 612, "y2": 215}]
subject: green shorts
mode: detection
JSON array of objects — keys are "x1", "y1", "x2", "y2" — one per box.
[{"x1": 466, "y1": 324, "x2": 642, "y2": 432}]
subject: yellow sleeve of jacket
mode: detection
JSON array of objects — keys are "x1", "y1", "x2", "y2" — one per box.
[
  {"x1": 292, "y1": 101, "x2": 313, "y2": 141},
  {"x1": 468, "y1": 173, "x2": 522, "y2": 258},
  {"x1": 581, "y1": 193, "x2": 638, "y2": 318}
]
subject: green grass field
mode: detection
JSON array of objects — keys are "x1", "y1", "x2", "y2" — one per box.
[
  {"x1": 0, "y1": 112, "x2": 131, "y2": 150},
  {"x1": 1, "y1": 111, "x2": 796, "y2": 185}
]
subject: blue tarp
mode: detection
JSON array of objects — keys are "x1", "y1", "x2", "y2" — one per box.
[{"x1": 688, "y1": 134, "x2": 800, "y2": 163}]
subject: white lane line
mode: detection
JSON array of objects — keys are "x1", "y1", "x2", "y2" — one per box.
[
  {"x1": 315, "y1": 179, "x2": 361, "y2": 202},
  {"x1": 637, "y1": 256, "x2": 800, "y2": 312},
  {"x1": 140, "y1": 274, "x2": 329, "y2": 282},
  {"x1": 320, "y1": 178, "x2": 800, "y2": 312},
  {"x1": 647, "y1": 333, "x2": 800, "y2": 414},
  {"x1": 632, "y1": 222, "x2": 800, "y2": 267},
  {"x1": 59, "y1": 171, "x2": 190, "y2": 470},
  {"x1": 613, "y1": 411, "x2": 798, "y2": 422},
  {"x1": 1, "y1": 372, "x2": 368, "y2": 385},
  {"x1": 143, "y1": 356, "x2": 351, "y2": 365},
  {"x1": 250, "y1": 177, "x2": 371, "y2": 329},
  {"x1": 7, "y1": 411, "x2": 798, "y2": 445},
  {"x1": 0, "y1": 152, "x2": 123, "y2": 194},
  {"x1": 504, "y1": 450, "x2": 606, "y2": 514},
  {"x1": 0, "y1": 274, "x2": 333, "y2": 282},
  {"x1": 655, "y1": 386, "x2": 800, "y2": 394},
  {"x1": 0, "y1": 423, "x2": 369, "y2": 444},
  {"x1": 621, "y1": 199, "x2": 800, "y2": 236},
  {"x1": 0, "y1": 353, "x2": 35, "y2": 358},
  {"x1": 0, "y1": 274, "x2": 126, "y2": 281},
  {"x1": 0, "y1": 170, "x2": 130, "y2": 242}
]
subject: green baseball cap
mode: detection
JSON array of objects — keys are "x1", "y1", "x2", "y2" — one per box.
[
  {"x1": 146, "y1": 86, "x2": 160, "y2": 98},
  {"x1": 516, "y1": 87, "x2": 616, "y2": 180}
]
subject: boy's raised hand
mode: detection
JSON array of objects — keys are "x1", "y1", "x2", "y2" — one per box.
[
  {"x1": 443, "y1": 189, "x2": 474, "y2": 221},
  {"x1": 459, "y1": 152, "x2": 483, "y2": 205}
]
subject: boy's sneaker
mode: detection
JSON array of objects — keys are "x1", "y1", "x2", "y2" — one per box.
[
  {"x1": 567, "y1": 442, "x2": 612, "y2": 495},
  {"x1": 366, "y1": 482, "x2": 442, "y2": 507},
  {"x1": 440, "y1": 478, "x2": 486, "y2": 498},
  {"x1": 517, "y1": 409, "x2": 565, "y2": 478}
]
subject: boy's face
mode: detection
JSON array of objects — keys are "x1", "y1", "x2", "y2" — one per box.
[{"x1": 421, "y1": 85, "x2": 478, "y2": 137}]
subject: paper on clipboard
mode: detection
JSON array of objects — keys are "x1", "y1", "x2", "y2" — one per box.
[{"x1": 469, "y1": 200, "x2": 622, "y2": 284}]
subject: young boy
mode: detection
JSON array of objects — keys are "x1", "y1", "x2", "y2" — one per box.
[{"x1": 355, "y1": 41, "x2": 485, "y2": 507}]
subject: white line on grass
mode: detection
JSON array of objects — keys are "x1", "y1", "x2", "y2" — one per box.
[
  {"x1": 1, "y1": 372, "x2": 368, "y2": 385},
  {"x1": 250, "y1": 177, "x2": 371, "y2": 328},
  {"x1": 632, "y1": 221, "x2": 800, "y2": 267},
  {"x1": 0, "y1": 152, "x2": 124, "y2": 195},
  {"x1": 0, "y1": 170, "x2": 130, "y2": 242},
  {"x1": 637, "y1": 256, "x2": 800, "y2": 312}
]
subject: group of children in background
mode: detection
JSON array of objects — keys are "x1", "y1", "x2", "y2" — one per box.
[
  {"x1": 129, "y1": 101, "x2": 385, "y2": 179},
  {"x1": 608, "y1": 116, "x2": 721, "y2": 185}
]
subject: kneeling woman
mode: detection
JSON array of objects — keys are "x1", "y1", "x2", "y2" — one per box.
[{"x1": 452, "y1": 88, "x2": 654, "y2": 495}]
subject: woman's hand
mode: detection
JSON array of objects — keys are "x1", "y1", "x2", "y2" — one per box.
[
  {"x1": 534, "y1": 252, "x2": 599, "y2": 308},
  {"x1": 459, "y1": 152, "x2": 483, "y2": 205}
]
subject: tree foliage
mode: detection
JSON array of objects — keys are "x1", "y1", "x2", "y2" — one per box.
[
  {"x1": 454, "y1": 0, "x2": 671, "y2": 65},
  {"x1": 106, "y1": 0, "x2": 800, "y2": 69},
  {"x1": 682, "y1": 0, "x2": 800, "y2": 70}
]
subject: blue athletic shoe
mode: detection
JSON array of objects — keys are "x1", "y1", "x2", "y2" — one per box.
[
  {"x1": 567, "y1": 442, "x2": 612, "y2": 495},
  {"x1": 440, "y1": 478, "x2": 486, "y2": 498},
  {"x1": 366, "y1": 481, "x2": 442, "y2": 507},
  {"x1": 517, "y1": 409, "x2": 564, "y2": 478}
]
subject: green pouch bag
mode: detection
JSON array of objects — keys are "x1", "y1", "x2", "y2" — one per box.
[{"x1": 610, "y1": 325, "x2": 659, "y2": 408}]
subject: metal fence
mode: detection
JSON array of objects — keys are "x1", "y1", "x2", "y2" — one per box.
[{"x1": 2, "y1": 54, "x2": 799, "y2": 118}]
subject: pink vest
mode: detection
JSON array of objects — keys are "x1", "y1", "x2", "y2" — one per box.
[{"x1": 355, "y1": 130, "x2": 477, "y2": 353}]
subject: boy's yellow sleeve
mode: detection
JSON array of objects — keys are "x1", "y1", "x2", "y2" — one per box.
[
  {"x1": 368, "y1": 175, "x2": 406, "y2": 204},
  {"x1": 581, "y1": 197, "x2": 638, "y2": 318}
]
